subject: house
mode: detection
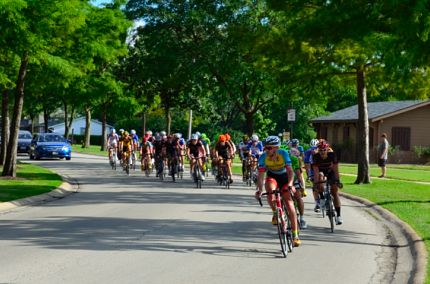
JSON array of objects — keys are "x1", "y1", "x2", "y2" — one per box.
[
  {"x1": 49, "y1": 117, "x2": 114, "y2": 136},
  {"x1": 310, "y1": 100, "x2": 430, "y2": 163}
]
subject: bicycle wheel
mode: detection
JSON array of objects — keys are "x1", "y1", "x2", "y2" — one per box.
[
  {"x1": 276, "y1": 209, "x2": 288, "y2": 258},
  {"x1": 327, "y1": 194, "x2": 335, "y2": 233},
  {"x1": 281, "y1": 201, "x2": 294, "y2": 252},
  {"x1": 125, "y1": 164, "x2": 130, "y2": 176},
  {"x1": 171, "y1": 161, "x2": 176, "y2": 182}
]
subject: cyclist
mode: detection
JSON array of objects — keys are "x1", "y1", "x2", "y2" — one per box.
[
  {"x1": 224, "y1": 133, "x2": 236, "y2": 156},
  {"x1": 106, "y1": 129, "x2": 119, "y2": 163},
  {"x1": 140, "y1": 135, "x2": 153, "y2": 172},
  {"x1": 121, "y1": 131, "x2": 133, "y2": 169},
  {"x1": 238, "y1": 135, "x2": 250, "y2": 181},
  {"x1": 304, "y1": 138, "x2": 321, "y2": 212},
  {"x1": 166, "y1": 134, "x2": 181, "y2": 176},
  {"x1": 289, "y1": 139, "x2": 306, "y2": 196},
  {"x1": 255, "y1": 136, "x2": 301, "y2": 247},
  {"x1": 117, "y1": 128, "x2": 125, "y2": 163},
  {"x1": 153, "y1": 133, "x2": 167, "y2": 177},
  {"x1": 176, "y1": 133, "x2": 186, "y2": 172},
  {"x1": 312, "y1": 139, "x2": 343, "y2": 225},
  {"x1": 187, "y1": 134, "x2": 206, "y2": 181},
  {"x1": 288, "y1": 151, "x2": 308, "y2": 229},
  {"x1": 248, "y1": 134, "x2": 263, "y2": 182},
  {"x1": 214, "y1": 134, "x2": 234, "y2": 184},
  {"x1": 130, "y1": 129, "x2": 139, "y2": 167},
  {"x1": 200, "y1": 133, "x2": 211, "y2": 172}
]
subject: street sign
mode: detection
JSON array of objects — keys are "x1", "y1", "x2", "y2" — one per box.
[{"x1": 287, "y1": 109, "x2": 296, "y2": 121}]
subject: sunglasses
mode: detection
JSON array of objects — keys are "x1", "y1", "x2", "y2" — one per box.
[{"x1": 265, "y1": 146, "x2": 277, "y2": 150}]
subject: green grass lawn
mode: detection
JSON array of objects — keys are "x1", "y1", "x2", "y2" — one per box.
[
  {"x1": 341, "y1": 163, "x2": 430, "y2": 182},
  {"x1": 72, "y1": 144, "x2": 106, "y2": 157},
  {"x1": 0, "y1": 163, "x2": 63, "y2": 202}
]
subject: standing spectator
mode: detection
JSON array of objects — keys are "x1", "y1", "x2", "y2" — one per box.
[{"x1": 377, "y1": 133, "x2": 389, "y2": 178}]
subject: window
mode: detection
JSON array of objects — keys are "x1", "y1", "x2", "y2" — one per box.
[{"x1": 392, "y1": 127, "x2": 411, "y2": 151}]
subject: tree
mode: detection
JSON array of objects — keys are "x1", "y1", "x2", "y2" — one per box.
[{"x1": 1, "y1": 0, "x2": 87, "y2": 177}]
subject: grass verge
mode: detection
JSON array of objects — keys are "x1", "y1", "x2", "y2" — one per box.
[
  {"x1": 72, "y1": 144, "x2": 106, "y2": 157},
  {"x1": 340, "y1": 174, "x2": 430, "y2": 283},
  {"x1": 0, "y1": 163, "x2": 63, "y2": 202}
]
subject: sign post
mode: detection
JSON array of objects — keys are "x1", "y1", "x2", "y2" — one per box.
[{"x1": 287, "y1": 108, "x2": 296, "y2": 138}]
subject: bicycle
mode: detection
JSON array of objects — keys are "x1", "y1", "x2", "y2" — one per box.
[
  {"x1": 169, "y1": 155, "x2": 179, "y2": 182},
  {"x1": 257, "y1": 187, "x2": 294, "y2": 258},
  {"x1": 190, "y1": 156, "x2": 203, "y2": 188},
  {"x1": 218, "y1": 158, "x2": 230, "y2": 189},
  {"x1": 317, "y1": 177, "x2": 343, "y2": 233},
  {"x1": 123, "y1": 151, "x2": 131, "y2": 176},
  {"x1": 109, "y1": 147, "x2": 117, "y2": 170},
  {"x1": 131, "y1": 151, "x2": 137, "y2": 171},
  {"x1": 141, "y1": 153, "x2": 152, "y2": 177},
  {"x1": 156, "y1": 155, "x2": 164, "y2": 181}
]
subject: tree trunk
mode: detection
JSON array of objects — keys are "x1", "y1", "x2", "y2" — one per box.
[
  {"x1": 63, "y1": 100, "x2": 69, "y2": 138},
  {"x1": 84, "y1": 107, "x2": 91, "y2": 148},
  {"x1": 0, "y1": 89, "x2": 10, "y2": 165},
  {"x1": 142, "y1": 112, "x2": 146, "y2": 136},
  {"x1": 2, "y1": 52, "x2": 29, "y2": 177},
  {"x1": 67, "y1": 106, "x2": 75, "y2": 142},
  {"x1": 43, "y1": 108, "x2": 49, "y2": 133},
  {"x1": 354, "y1": 68, "x2": 371, "y2": 184},
  {"x1": 101, "y1": 106, "x2": 107, "y2": 151},
  {"x1": 244, "y1": 111, "x2": 254, "y2": 136},
  {"x1": 165, "y1": 106, "x2": 171, "y2": 135}
]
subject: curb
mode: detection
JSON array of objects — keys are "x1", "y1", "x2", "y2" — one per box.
[
  {"x1": 340, "y1": 192, "x2": 428, "y2": 284},
  {"x1": 0, "y1": 181, "x2": 78, "y2": 213}
]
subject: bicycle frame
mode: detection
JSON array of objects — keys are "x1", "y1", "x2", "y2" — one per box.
[{"x1": 259, "y1": 188, "x2": 294, "y2": 258}]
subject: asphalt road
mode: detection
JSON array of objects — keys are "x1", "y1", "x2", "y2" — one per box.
[{"x1": 0, "y1": 153, "x2": 412, "y2": 283}]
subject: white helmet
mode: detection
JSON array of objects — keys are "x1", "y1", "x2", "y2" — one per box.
[
  {"x1": 160, "y1": 131, "x2": 167, "y2": 136},
  {"x1": 111, "y1": 129, "x2": 116, "y2": 134},
  {"x1": 251, "y1": 134, "x2": 259, "y2": 142},
  {"x1": 131, "y1": 129, "x2": 136, "y2": 135},
  {"x1": 310, "y1": 139, "x2": 319, "y2": 147}
]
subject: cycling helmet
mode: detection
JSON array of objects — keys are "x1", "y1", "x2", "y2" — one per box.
[
  {"x1": 219, "y1": 134, "x2": 227, "y2": 142},
  {"x1": 242, "y1": 134, "x2": 249, "y2": 141},
  {"x1": 201, "y1": 133, "x2": 207, "y2": 139},
  {"x1": 291, "y1": 138, "x2": 299, "y2": 146},
  {"x1": 160, "y1": 131, "x2": 167, "y2": 136},
  {"x1": 145, "y1": 130, "x2": 152, "y2": 136},
  {"x1": 131, "y1": 129, "x2": 136, "y2": 135},
  {"x1": 251, "y1": 134, "x2": 259, "y2": 142},
  {"x1": 119, "y1": 129, "x2": 124, "y2": 133},
  {"x1": 191, "y1": 134, "x2": 199, "y2": 140},
  {"x1": 195, "y1": 131, "x2": 201, "y2": 138},
  {"x1": 263, "y1": 136, "x2": 281, "y2": 147},
  {"x1": 174, "y1": 133, "x2": 181, "y2": 139},
  {"x1": 310, "y1": 139, "x2": 319, "y2": 147},
  {"x1": 111, "y1": 129, "x2": 116, "y2": 134},
  {"x1": 225, "y1": 133, "x2": 231, "y2": 141},
  {"x1": 124, "y1": 131, "x2": 129, "y2": 136},
  {"x1": 155, "y1": 134, "x2": 162, "y2": 141}
]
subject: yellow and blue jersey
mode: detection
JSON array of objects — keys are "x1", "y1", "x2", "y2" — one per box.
[{"x1": 258, "y1": 149, "x2": 292, "y2": 175}]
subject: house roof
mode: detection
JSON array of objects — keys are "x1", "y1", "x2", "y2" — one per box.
[
  {"x1": 311, "y1": 100, "x2": 430, "y2": 123},
  {"x1": 49, "y1": 117, "x2": 113, "y2": 128}
]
